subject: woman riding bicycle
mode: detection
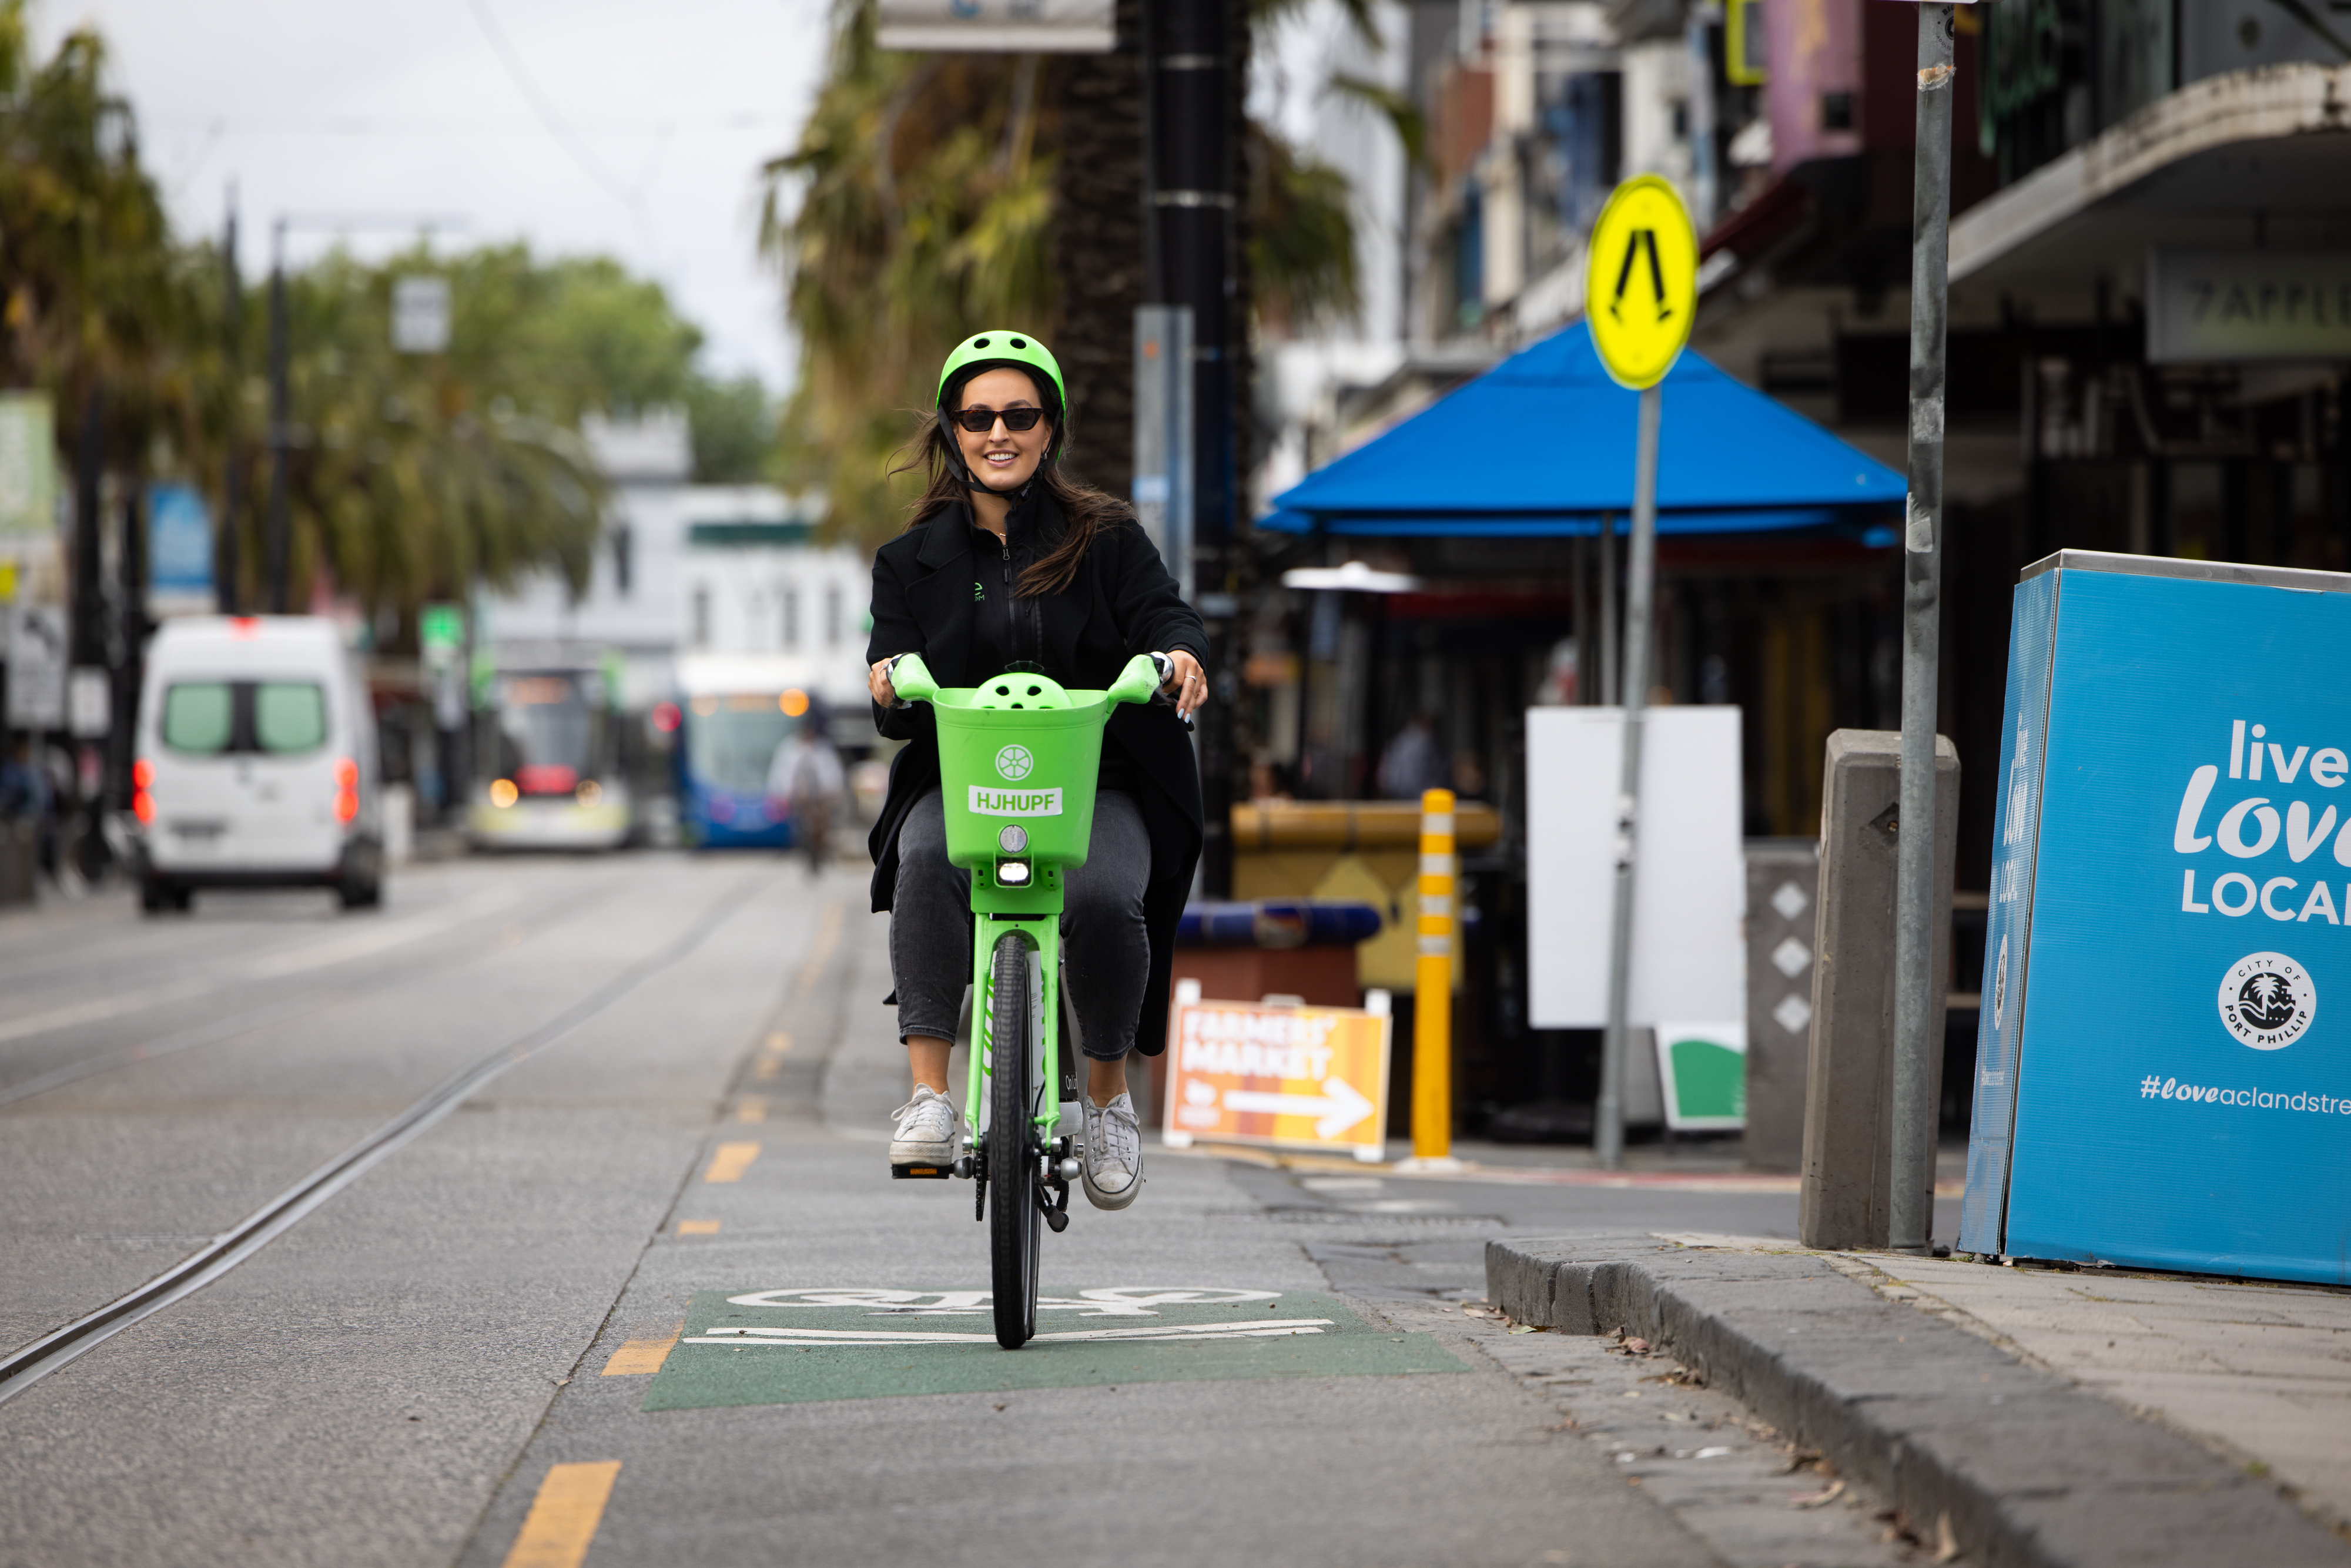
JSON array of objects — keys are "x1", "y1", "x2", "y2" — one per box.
[{"x1": 866, "y1": 331, "x2": 1207, "y2": 1210}]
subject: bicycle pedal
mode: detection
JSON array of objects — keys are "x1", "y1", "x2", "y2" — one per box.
[{"x1": 891, "y1": 1161, "x2": 952, "y2": 1180}]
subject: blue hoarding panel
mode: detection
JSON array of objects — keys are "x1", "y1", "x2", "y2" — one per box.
[
  {"x1": 148, "y1": 483, "x2": 213, "y2": 597},
  {"x1": 1970, "y1": 557, "x2": 2351, "y2": 1283},
  {"x1": 1959, "y1": 567, "x2": 2057, "y2": 1255}
]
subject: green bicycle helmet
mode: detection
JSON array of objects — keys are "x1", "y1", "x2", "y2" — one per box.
[{"x1": 935, "y1": 330, "x2": 1069, "y2": 492}]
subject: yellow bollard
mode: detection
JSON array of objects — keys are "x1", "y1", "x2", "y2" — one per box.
[{"x1": 1412, "y1": 788, "x2": 1456, "y2": 1160}]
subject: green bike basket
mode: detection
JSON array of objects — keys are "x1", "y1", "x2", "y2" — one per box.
[{"x1": 931, "y1": 672, "x2": 1114, "y2": 870}]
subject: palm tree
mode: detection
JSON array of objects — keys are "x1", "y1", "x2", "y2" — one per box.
[{"x1": 761, "y1": 0, "x2": 1379, "y2": 546}]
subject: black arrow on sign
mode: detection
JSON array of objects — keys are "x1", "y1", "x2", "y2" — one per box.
[{"x1": 1607, "y1": 228, "x2": 1672, "y2": 326}]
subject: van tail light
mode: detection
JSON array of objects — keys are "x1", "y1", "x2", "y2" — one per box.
[
  {"x1": 334, "y1": 758, "x2": 359, "y2": 824},
  {"x1": 132, "y1": 759, "x2": 154, "y2": 826}
]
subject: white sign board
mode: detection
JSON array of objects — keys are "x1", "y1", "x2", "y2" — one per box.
[
  {"x1": 6, "y1": 602, "x2": 65, "y2": 729},
  {"x1": 1526, "y1": 706, "x2": 1744, "y2": 1027},
  {"x1": 68, "y1": 665, "x2": 110, "y2": 739},
  {"x1": 0, "y1": 392, "x2": 55, "y2": 538},
  {"x1": 876, "y1": 0, "x2": 1113, "y2": 52},
  {"x1": 391, "y1": 276, "x2": 451, "y2": 355},
  {"x1": 2146, "y1": 250, "x2": 2351, "y2": 364}
]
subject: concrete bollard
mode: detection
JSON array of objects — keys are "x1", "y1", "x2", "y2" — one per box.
[
  {"x1": 1743, "y1": 839, "x2": 1819, "y2": 1173},
  {"x1": 1799, "y1": 729, "x2": 1960, "y2": 1250}
]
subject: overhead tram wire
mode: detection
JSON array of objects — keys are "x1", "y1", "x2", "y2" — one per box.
[
  {"x1": 0, "y1": 871, "x2": 768, "y2": 1409},
  {"x1": 461, "y1": 0, "x2": 664, "y2": 256}
]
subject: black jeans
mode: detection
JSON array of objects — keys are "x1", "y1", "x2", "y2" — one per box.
[{"x1": 889, "y1": 787, "x2": 1151, "y2": 1061}]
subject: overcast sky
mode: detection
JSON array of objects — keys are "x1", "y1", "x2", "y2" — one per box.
[{"x1": 34, "y1": 0, "x2": 833, "y2": 389}]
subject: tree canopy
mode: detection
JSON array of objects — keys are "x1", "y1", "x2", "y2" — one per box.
[
  {"x1": 761, "y1": 0, "x2": 1372, "y2": 546},
  {"x1": 0, "y1": 0, "x2": 781, "y2": 641}
]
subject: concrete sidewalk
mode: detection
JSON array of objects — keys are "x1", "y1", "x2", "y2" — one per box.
[{"x1": 1489, "y1": 1231, "x2": 2351, "y2": 1567}]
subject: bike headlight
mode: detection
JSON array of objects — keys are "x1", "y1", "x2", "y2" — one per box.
[{"x1": 996, "y1": 859, "x2": 1032, "y2": 887}]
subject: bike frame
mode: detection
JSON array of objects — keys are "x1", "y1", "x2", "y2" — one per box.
[{"x1": 969, "y1": 866, "x2": 1065, "y2": 1148}]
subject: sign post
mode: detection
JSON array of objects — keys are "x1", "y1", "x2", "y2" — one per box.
[
  {"x1": 1585, "y1": 175, "x2": 1697, "y2": 1170},
  {"x1": 1891, "y1": 2, "x2": 1961, "y2": 1254}
]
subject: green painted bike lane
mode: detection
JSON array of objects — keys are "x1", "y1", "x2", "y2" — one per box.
[{"x1": 644, "y1": 1285, "x2": 1464, "y2": 1410}]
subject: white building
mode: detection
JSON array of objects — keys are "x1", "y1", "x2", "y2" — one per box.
[{"x1": 475, "y1": 410, "x2": 867, "y2": 718}]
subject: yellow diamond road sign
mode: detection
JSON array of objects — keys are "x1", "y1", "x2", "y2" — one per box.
[{"x1": 1586, "y1": 176, "x2": 1698, "y2": 391}]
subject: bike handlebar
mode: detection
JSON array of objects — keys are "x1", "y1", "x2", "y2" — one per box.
[{"x1": 886, "y1": 652, "x2": 1170, "y2": 711}]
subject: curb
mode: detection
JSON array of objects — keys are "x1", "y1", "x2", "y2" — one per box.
[{"x1": 1486, "y1": 1235, "x2": 2349, "y2": 1568}]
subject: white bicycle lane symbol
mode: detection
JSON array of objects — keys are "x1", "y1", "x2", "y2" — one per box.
[{"x1": 693, "y1": 1287, "x2": 1329, "y2": 1346}]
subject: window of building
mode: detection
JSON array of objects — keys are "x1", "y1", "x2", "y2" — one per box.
[{"x1": 692, "y1": 585, "x2": 711, "y2": 649}]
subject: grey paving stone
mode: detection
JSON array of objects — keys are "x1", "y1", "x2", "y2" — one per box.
[{"x1": 1488, "y1": 1234, "x2": 2351, "y2": 1568}]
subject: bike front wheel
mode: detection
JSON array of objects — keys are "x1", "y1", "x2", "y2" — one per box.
[{"x1": 988, "y1": 931, "x2": 1041, "y2": 1349}]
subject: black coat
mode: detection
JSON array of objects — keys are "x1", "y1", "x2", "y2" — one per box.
[{"x1": 865, "y1": 492, "x2": 1208, "y2": 1057}]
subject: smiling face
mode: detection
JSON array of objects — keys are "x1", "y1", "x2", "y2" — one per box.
[{"x1": 950, "y1": 367, "x2": 1052, "y2": 492}]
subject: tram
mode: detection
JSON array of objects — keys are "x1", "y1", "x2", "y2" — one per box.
[
  {"x1": 467, "y1": 648, "x2": 634, "y2": 851},
  {"x1": 668, "y1": 655, "x2": 822, "y2": 849}
]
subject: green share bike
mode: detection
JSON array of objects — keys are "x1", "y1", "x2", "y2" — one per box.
[{"x1": 883, "y1": 649, "x2": 1172, "y2": 1349}]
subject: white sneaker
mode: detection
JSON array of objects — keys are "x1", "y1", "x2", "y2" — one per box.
[
  {"x1": 889, "y1": 1084, "x2": 960, "y2": 1165},
  {"x1": 1080, "y1": 1092, "x2": 1142, "y2": 1209}
]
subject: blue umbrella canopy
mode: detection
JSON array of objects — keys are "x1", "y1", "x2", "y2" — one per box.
[{"x1": 1266, "y1": 321, "x2": 1907, "y2": 537}]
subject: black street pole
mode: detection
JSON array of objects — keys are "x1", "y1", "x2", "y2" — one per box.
[
  {"x1": 111, "y1": 483, "x2": 143, "y2": 812},
  {"x1": 218, "y1": 191, "x2": 242, "y2": 615},
  {"x1": 264, "y1": 217, "x2": 290, "y2": 615},
  {"x1": 1146, "y1": 0, "x2": 1236, "y2": 895},
  {"x1": 70, "y1": 389, "x2": 104, "y2": 669},
  {"x1": 69, "y1": 387, "x2": 104, "y2": 875}
]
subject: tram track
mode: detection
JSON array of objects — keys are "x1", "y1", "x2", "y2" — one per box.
[
  {"x1": 0, "y1": 868, "x2": 769, "y2": 1409},
  {"x1": 0, "y1": 864, "x2": 649, "y2": 1108}
]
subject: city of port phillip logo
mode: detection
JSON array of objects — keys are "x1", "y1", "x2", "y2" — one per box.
[
  {"x1": 994, "y1": 745, "x2": 1034, "y2": 782},
  {"x1": 2218, "y1": 952, "x2": 2315, "y2": 1050}
]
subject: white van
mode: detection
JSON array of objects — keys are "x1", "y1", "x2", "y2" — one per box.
[{"x1": 133, "y1": 616, "x2": 383, "y2": 913}]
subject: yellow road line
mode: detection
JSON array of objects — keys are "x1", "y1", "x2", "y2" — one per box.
[
  {"x1": 501, "y1": 1460, "x2": 621, "y2": 1567},
  {"x1": 736, "y1": 1097, "x2": 768, "y2": 1124},
  {"x1": 600, "y1": 1323, "x2": 683, "y2": 1375},
  {"x1": 677, "y1": 1219, "x2": 721, "y2": 1235},
  {"x1": 766, "y1": 1031, "x2": 792, "y2": 1053},
  {"x1": 793, "y1": 903, "x2": 846, "y2": 998},
  {"x1": 703, "y1": 1141, "x2": 760, "y2": 1182}
]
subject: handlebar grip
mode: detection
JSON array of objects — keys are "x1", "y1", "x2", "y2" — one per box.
[
  {"x1": 888, "y1": 653, "x2": 940, "y2": 705},
  {"x1": 1106, "y1": 654, "x2": 1163, "y2": 706}
]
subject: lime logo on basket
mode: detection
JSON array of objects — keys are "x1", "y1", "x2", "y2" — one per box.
[
  {"x1": 2218, "y1": 951, "x2": 2315, "y2": 1050},
  {"x1": 994, "y1": 744, "x2": 1034, "y2": 781}
]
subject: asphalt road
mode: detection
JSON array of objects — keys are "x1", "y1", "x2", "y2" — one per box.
[{"x1": 1, "y1": 855, "x2": 1927, "y2": 1567}]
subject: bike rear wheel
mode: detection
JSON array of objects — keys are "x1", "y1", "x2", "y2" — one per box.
[{"x1": 988, "y1": 932, "x2": 1041, "y2": 1349}]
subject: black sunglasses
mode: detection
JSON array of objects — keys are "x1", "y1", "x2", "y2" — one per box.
[{"x1": 950, "y1": 405, "x2": 1046, "y2": 434}]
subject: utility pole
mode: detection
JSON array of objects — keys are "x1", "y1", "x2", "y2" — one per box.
[
  {"x1": 1889, "y1": 1, "x2": 1958, "y2": 1254},
  {"x1": 259, "y1": 212, "x2": 464, "y2": 619},
  {"x1": 1146, "y1": 0, "x2": 1237, "y2": 894},
  {"x1": 264, "y1": 218, "x2": 290, "y2": 615},
  {"x1": 218, "y1": 189, "x2": 242, "y2": 615}
]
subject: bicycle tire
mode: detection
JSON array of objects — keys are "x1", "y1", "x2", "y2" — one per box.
[{"x1": 989, "y1": 932, "x2": 1041, "y2": 1349}]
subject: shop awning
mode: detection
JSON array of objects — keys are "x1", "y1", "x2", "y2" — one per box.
[{"x1": 1265, "y1": 321, "x2": 1907, "y2": 538}]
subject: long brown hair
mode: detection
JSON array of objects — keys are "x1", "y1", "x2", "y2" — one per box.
[{"x1": 893, "y1": 380, "x2": 1137, "y2": 598}]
